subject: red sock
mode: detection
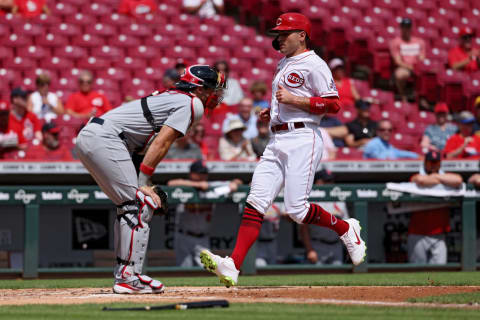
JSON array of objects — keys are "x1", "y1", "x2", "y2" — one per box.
[
  {"x1": 230, "y1": 204, "x2": 263, "y2": 270},
  {"x1": 302, "y1": 203, "x2": 349, "y2": 236}
]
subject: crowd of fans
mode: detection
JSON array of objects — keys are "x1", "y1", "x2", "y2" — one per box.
[{"x1": 0, "y1": 1, "x2": 480, "y2": 162}]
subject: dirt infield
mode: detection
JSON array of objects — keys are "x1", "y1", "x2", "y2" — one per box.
[{"x1": 1, "y1": 286, "x2": 480, "y2": 308}]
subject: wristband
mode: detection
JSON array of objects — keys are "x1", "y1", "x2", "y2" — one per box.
[
  {"x1": 309, "y1": 97, "x2": 326, "y2": 114},
  {"x1": 140, "y1": 163, "x2": 155, "y2": 176}
]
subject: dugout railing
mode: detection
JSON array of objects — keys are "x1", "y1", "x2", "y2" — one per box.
[{"x1": 0, "y1": 184, "x2": 477, "y2": 278}]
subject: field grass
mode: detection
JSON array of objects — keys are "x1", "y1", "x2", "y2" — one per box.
[
  {"x1": 1, "y1": 303, "x2": 479, "y2": 320},
  {"x1": 409, "y1": 292, "x2": 480, "y2": 305},
  {"x1": 1, "y1": 271, "x2": 479, "y2": 289}
]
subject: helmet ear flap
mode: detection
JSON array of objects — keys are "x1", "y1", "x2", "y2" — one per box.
[{"x1": 272, "y1": 36, "x2": 280, "y2": 50}]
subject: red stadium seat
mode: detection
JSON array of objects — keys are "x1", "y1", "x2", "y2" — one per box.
[
  {"x1": 113, "y1": 57, "x2": 148, "y2": 70},
  {"x1": 71, "y1": 34, "x2": 105, "y2": 48},
  {"x1": 236, "y1": 46, "x2": 264, "y2": 61},
  {"x1": 204, "y1": 45, "x2": 230, "y2": 60},
  {"x1": 0, "y1": 47, "x2": 14, "y2": 60},
  {"x1": 401, "y1": 7, "x2": 428, "y2": 25},
  {"x1": 441, "y1": 69, "x2": 467, "y2": 113},
  {"x1": 182, "y1": 35, "x2": 210, "y2": 49},
  {"x1": 31, "y1": 13, "x2": 62, "y2": 27},
  {"x1": 391, "y1": 133, "x2": 417, "y2": 151},
  {"x1": 432, "y1": 7, "x2": 460, "y2": 23},
  {"x1": 97, "y1": 67, "x2": 131, "y2": 82},
  {"x1": 380, "y1": 110, "x2": 406, "y2": 129},
  {"x1": 204, "y1": 15, "x2": 236, "y2": 29},
  {"x1": 357, "y1": 15, "x2": 385, "y2": 31},
  {"x1": 149, "y1": 34, "x2": 174, "y2": 49},
  {"x1": 416, "y1": 59, "x2": 444, "y2": 102},
  {"x1": 280, "y1": 0, "x2": 308, "y2": 12},
  {"x1": 150, "y1": 57, "x2": 176, "y2": 70},
  {"x1": 203, "y1": 136, "x2": 220, "y2": 159},
  {"x1": 407, "y1": 0, "x2": 435, "y2": 12},
  {"x1": 64, "y1": 13, "x2": 97, "y2": 26},
  {"x1": 344, "y1": 0, "x2": 371, "y2": 11},
  {"x1": 245, "y1": 35, "x2": 273, "y2": 51},
  {"x1": 0, "y1": 68, "x2": 16, "y2": 86},
  {"x1": 36, "y1": 33, "x2": 68, "y2": 48},
  {"x1": 120, "y1": 23, "x2": 153, "y2": 38},
  {"x1": 127, "y1": 46, "x2": 158, "y2": 60},
  {"x1": 324, "y1": 15, "x2": 352, "y2": 58},
  {"x1": 100, "y1": 13, "x2": 132, "y2": 27},
  {"x1": 177, "y1": 14, "x2": 201, "y2": 28},
  {"x1": 13, "y1": 23, "x2": 45, "y2": 37},
  {"x1": 3, "y1": 57, "x2": 36, "y2": 71},
  {"x1": 339, "y1": 6, "x2": 363, "y2": 23},
  {"x1": 16, "y1": 45, "x2": 49, "y2": 60},
  {"x1": 366, "y1": 6, "x2": 394, "y2": 25},
  {"x1": 155, "y1": 24, "x2": 186, "y2": 39},
  {"x1": 157, "y1": 3, "x2": 180, "y2": 20},
  {"x1": 108, "y1": 34, "x2": 142, "y2": 48},
  {"x1": 375, "y1": 0, "x2": 404, "y2": 11},
  {"x1": 164, "y1": 46, "x2": 196, "y2": 60},
  {"x1": 0, "y1": 13, "x2": 24, "y2": 27},
  {"x1": 347, "y1": 26, "x2": 374, "y2": 68},
  {"x1": 440, "y1": 0, "x2": 468, "y2": 11},
  {"x1": 253, "y1": 56, "x2": 276, "y2": 72},
  {"x1": 195, "y1": 24, "x2": 220, "y2": 39},
  {"x1": 41, "y1": 56, "x2": 75, "y2": 71},
  {"x1": 77, "y1": 57, "x2": 111, "y2": 71},
  {"x1": 84, "y1": 23, "x2": 117, "y2": 38},
  {"x1": 369, "y1": 89, "x2": 394, "y2": 107},
  {"x1": 402, "y1": 121, "x2": 426, "y2": 136},
  {"x1": 81, "y1": 2, "x2": 113, "y2": 17},
  {"x1": 210, "y1": 34, "x2": 242, "y2": 49},
  {"x1": 337, "y1": 107, "x2": 357, "y2": 123},
  {"x1": 94, "y1": 78, "x2": 120, "y2": 91},
  {"x1": 50, "y1": 2, "x2": 78, "y2": 17},
  {"x1": 336, "y1": 147, "x2": 363, "y2": 160},
  {"x1": 49, "y1": 23, "x2": 82, "y2": 37},
  {"x1": 301, "y1": 5, "x2": 329, "y2": 33},
  {"x1": 3, "y1": 33, "x2": 32, "y2": 48},
  {"x1": 62, "y1": 0, "x2": 85, "y2": 7},
  {"x1": 91, "y1": 45, "x2": 124, "y2": 60},
  {"x1": 228, "y1": 57, "x2": 253, "y2": 73},
  {"x1": 466, "y1": 76, "x2": 480, "y2": 111},
  {"x1": 192, "y1": 57, "x2": 214, "y2": 66},
  {"x1": 225, "y1": 25, "x2": 257, "y2": 40},
  {"x1": 310, "y1": 0, "x2": 340, "y2": 12},
  {"x1": 122, "y1": 78, "x2": 155, "y2": 99},
  {"x1": 133, "y1": 67, "x2": 164, "y2": 83},
  {"x1": 55, "y1": 77, "x2": 78, "y2": 91}
]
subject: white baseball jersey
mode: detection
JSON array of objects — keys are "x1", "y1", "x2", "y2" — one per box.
[{"x1": 270, "y1": 50, "x2": 338, "y2": 126}]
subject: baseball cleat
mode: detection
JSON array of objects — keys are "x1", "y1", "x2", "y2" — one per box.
[
  {"x1": 200, "y1": 250, "x2": 239, "y2": 288},
  {"x1": 113, "y1": 275, "x2": 165, "y2": 294},
  {"x1": 340, "y1": 218, "x2": 367, "y2": 266}
]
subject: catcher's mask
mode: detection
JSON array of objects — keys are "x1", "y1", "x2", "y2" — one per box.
[{"x1": 177, "y1": 65, "x2": 226, "y2": 109}]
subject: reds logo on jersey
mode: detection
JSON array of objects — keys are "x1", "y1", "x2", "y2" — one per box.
[{"x1": 284, "y1": 71, "x2": 305, "y2": 88}]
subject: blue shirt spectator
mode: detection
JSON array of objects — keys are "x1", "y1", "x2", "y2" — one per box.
[
  {"x1": 320, "y1": 115, "x2": 346, "y2": 147},
  {"x1": 222, "y1": 98, "x2": 258, "y2": 140},
  {"x1": 363, "y1": 120, "x2": 419, "y2": 160},
  {"x1": 421, "y1": 103, "x2": 457, "y2": 152}
]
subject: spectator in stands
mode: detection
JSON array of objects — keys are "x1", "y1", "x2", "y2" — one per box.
[
  {"x1": 26, "y1": 122, "x2": 74, "y2": 160},
  {"x1": 9, "y1": 87, "x2": 42, "y2": 147},
  {"x1": 389, "y1": 18, "x2": 426, "y2": 102},
  {"x1": 448, "y1": 27, "x2": 479, "y2": 73},
  {"x1": 421, "y1": 103, "x2": 457, "y2": 152},
  {"x1": 251, "y1": 119, "x2": 269, "y2": 158},
  {"x1": 12, "y1": 0, "x2": 49, "y2": 17},
  {"x1": 0, "y1": 101, "x2": 19, "y2": 154},
  {"x1": 162, "y1": 69, "x2": 180, "y2": 90},
  {"x1": 191, "y1": 122, "x2": 208, "y2": 158},
  {"x1": 167, "y1": 160, "x2": 242, "y2": 267},
  {"x1": 27, "y1": 74, "x2": 63, "y2": 123},
  {"x1": 164, "y1": 130, "x2": 203, "y2": 160},
  {"x1": 182, "y1": 0, "x2": 223, "y2": 19},
  {"x1": 219, "y1": 118, "x2": 256, "y2": 161},
  {"x1": 320, "y1": 115, "x2": 347, "y2": 147},
  {"x1": 0, "y1": 0, "x2": 14, "y2": 14},
  {"x1": 250, "y1": 81, "x2": 270, "y2": 112},
  {"x1": 65, "y1": 71, "x2": 112, "y2": 120},
  {"x1": 474, "y1": 98, "x2": 480, "y2": 134},
  {"x1": 444, "y1": 111, "x2": 480, "y2": 159},
  {"x1": 329, "y1": 58, "x2": 361, "y2": 108},
  {"x1": 345, "y1": 100, "x2": 377, "y2": 149},
  {"x1": 214, "y1": 60, "x2": 244, "y2": 106},
  {"x1": 300, "y1": 169, "x2": 348, "y2": 265},
  {"x1": 222, "y1": 98, "x2": 257, "y2": 139},
  {"x1": 364, "y1": 119, "x2": 419, "y2": 159},
  {"x1": 409, "y1": 151, "x2": 463, "y2": 264},
  {"x1": 175, "y1": 61, "x2": 187, "y2": 76},
  {"x1": 118, "y1": 0, "x2": 156, "y2": 18}
]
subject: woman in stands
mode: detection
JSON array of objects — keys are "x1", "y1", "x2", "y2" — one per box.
[{"x1": 27, "y1": 74, "x2": 64, "y2": 123}]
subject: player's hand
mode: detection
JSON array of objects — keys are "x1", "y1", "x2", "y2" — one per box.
[
  {"x1": 276, "y1": 85, "x2": 295, "y2": 105},
  {"x1": 307, "y1": 250, "x2": 318, "y2": 264},
  {"x1": 139, "y1": 185, "x2": 161, "y2": 207},
  {"x1": 259, "y1": 108, "x2": 271, "y2": 122}
]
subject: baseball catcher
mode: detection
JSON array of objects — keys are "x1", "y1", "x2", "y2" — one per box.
[{"x1": 75, "y1": 65, "x2": 225, "y2": 294}]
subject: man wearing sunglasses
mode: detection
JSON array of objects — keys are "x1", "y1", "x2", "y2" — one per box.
[
  {"x1": 363, "y1": 119, "x2": 419, "y2": 160},
  {"x1": 448, "y1": 27, "x2": 479, "y2": 72},
  {"x1": 75, "y1": 65, "x2": 225, "y2": 294},
  {"x1": 65, "y1": 70, "x2": 112, "y2": 120}
]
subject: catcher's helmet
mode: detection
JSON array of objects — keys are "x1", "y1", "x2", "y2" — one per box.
[
  {"x1": 268, "y1": 12, "x2": 312, "y2": 38},
  {"x1": 176, "y1": 65, "x2": 225, "y2": 91}
]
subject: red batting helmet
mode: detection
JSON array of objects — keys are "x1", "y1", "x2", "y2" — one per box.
[{"x1": 268, "y1": 12, "x2": 312, "y2": 38}]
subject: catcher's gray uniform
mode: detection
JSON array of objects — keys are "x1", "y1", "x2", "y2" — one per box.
[{"x1": 75, "y1": 90, "x2": 204, "y2": 282}]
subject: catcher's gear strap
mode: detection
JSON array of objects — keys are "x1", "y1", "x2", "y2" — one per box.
[
  {"x1": 141, "y1": 96, "x2": 161, "y2": 133},
  {"x1": 117, "y1": 212, "x2": 138, "y2": 229},
  {"x1": 309, "y1": 96, "x2": 340, "y2": 115},
  {"x1": 117, "y1": 257, "x2": 134, "y2": 266}
]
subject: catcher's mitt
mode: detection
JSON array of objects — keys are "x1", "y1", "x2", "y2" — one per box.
[{"x1": 153, "y1": 185, "x2": 169, "y2": 215}]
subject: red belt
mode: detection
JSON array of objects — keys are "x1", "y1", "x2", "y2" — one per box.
[{"x1": 271, "y1": 122, "x2": 305, "y2": 133}]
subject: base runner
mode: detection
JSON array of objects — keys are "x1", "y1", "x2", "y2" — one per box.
[{"x1": 200, "y1": 13, "x2": 367, "y2": 287}]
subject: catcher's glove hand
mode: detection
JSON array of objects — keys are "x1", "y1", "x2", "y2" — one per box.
[{"x1": 153, "y1": 185, "x2": 169, "y2": 215}]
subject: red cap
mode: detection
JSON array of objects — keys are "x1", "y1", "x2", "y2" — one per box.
[
  {"x1": 434, "y1": 102, "x2": 449, "y2": 113},
  {"x1": 0, "y1": 101, "x2": 10, "y2": 112},
  {"x1": 268, "y1": 13, "x2": 312, "y2": 38},
  {"x1": 459, "y1": 26, "x2": 475, "y2": 37}
]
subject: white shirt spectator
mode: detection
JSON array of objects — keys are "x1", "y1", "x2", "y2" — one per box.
[
  {"x1": 29, "y1": 91, "x2": 60, "y2": 123},
  {"x1": 223, "y1": 78, "x2": 244, "y2": 106},
  {"x1": 182, "y1": 0, "x2": 223, "y2": 18}
]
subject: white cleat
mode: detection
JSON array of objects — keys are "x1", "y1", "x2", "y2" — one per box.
[
  {"x1": 200, "y1": 249, "x2": 239, "y2": 288},
  {"x1": 113, "y1": 275, "x2": 165, "y2": 294},
  {"x1": 340, "y1": 218, "x2": 367, "y2": 266}
]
